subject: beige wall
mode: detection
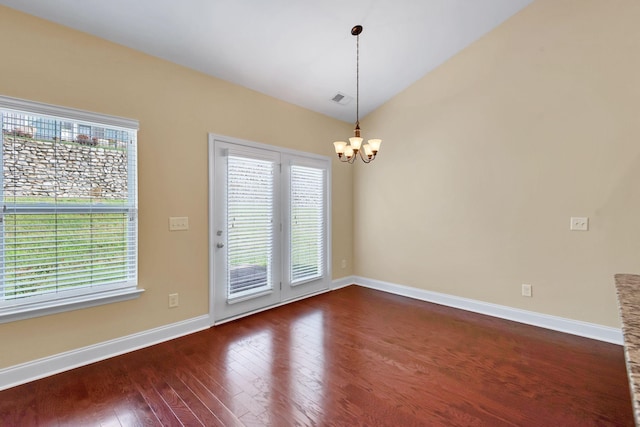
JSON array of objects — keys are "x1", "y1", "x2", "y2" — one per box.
[
  {"x1": 2, "y1": 0, "x2": 638, "y2": 370},
  {"x1": 356, "y1": 0, "x2": 640, "y2": 327},
  {"x1": 0, "y1": 6, "x2": 353, "y2": 368}
]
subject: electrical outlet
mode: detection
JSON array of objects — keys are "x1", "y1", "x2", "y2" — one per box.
[
  {"x1": 570, "y1": 217, "x2": 588, "y2": 231},
  {"x1": 169, "y1": 217, "x2": 189, "y2": 231},
  {"x1": 522, "y1": 284, "x2": 532, "y2": 297},
  {"x1": 341, "y1": 259, "x2": 347, "y2": 269},
  {"x1": 168, "y1": 293, "x2": 179, "y2": 308}
]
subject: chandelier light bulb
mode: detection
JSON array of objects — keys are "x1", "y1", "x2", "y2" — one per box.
[
  {"x1": 349, "y1": 137, "x2": 363, "y2": 150},
  {"x1": 363, "y1": 144, "x2": 373, "y2": 159},
  {"x1": 368, "y1": 139, "x2": 382, "y2": 153},
  {"x1": 344, "y1": 146, "x2": 355, "y2": 159},
  {"x1": 333, "y1": 141, "x2": 347, "y2": 155}
]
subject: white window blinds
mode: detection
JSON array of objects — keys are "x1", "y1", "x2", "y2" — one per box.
[
  {"x1": 226, "y1": 154, "x2": 274, "y2": 299},
  {"x1": 289, "y1": 165, "x2": 325, "y2": 284},
  {"x1": 0, "y1": 96, "x2": 138, "y2": 307}
]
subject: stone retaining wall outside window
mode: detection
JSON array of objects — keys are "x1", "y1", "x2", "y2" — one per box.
[{"x1": 2, "y1": 136, "x2": 128, "y2": 200}]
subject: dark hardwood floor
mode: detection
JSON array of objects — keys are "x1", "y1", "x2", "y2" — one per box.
[{"x1": 0, "y1": 285, "x2": 634, "y2": 426}]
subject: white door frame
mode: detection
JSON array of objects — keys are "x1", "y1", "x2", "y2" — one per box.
[{"x1": 208, "y1": 133, "x2": 332, "y2": 326}]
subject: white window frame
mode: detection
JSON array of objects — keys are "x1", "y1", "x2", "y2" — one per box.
[{"x1": 0, "y1": 95, "x2": 143, "y2": 324}]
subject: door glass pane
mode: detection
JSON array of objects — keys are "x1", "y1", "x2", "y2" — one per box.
[
  {"x1": 290, "y1": 165, "x2": 325, "y2": 284},
  {"x1": 226, "y1": 155, "x2": 274, "y2": 300}
]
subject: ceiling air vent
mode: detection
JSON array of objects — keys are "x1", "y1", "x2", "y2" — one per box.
[{"x1": 331, "y1": 92, "x2": 352, "y2": 106}]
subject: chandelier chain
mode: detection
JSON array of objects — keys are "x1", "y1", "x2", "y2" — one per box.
[{"x1": 356, "y1": 31, "x2": 359, "y2": 126}]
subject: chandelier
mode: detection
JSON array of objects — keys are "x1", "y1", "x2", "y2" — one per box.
[{"x1": 333, "y1": 25, "x2": 382, "y2": 164}]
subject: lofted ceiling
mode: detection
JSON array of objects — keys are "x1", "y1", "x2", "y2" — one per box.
[{"x1": 0, "y1": 0, "x2": 532, "y2": 123}]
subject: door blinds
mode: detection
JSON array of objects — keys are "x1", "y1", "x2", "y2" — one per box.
[
  {"x1": 226, "y1": 155, "x2": 275, "y2": 299},
  {"x1": 290, "y1": 165, "x2": 325, "y2": 284}
]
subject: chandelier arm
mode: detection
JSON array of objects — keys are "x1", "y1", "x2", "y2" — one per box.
[
  {"x1": 338, "y1": 154, "x2": 354, "y2": 163},
  {"x1": 358, "y1": 149, "x2": 373, "y2": 164},
  {"x1": 340, "y1": 150, "x2": 358, "y2": 164}
]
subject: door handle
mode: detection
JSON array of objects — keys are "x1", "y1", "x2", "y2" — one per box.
[{"x1": 216, "y1": 242, "x2": 225, "y2": 248}]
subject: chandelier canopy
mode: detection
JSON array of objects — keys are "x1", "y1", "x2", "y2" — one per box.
[{"x1": 333, "y1": 25, "x2": 382, "y2": 164}]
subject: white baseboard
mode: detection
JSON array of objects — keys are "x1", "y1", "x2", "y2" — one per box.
[
  {"x1": 1, "y1": 276, "x2": 622, "y2": 391},
  {"x1": 331, "y1": 275, "x2": 356, "y2": 290},
  {"x1": 353, "y1": 276, "x2": 623, "y2": 345},
  {"x1": 0, "y1": 315, "x2": 211, "y2": 391}
]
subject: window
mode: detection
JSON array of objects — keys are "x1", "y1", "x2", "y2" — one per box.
[
  {"x1": 0, "y1": 95, "x2": 141, "y2": 323},
  {"x1": 289, "y1": 163, "x2": 325, "y2": 284},
  {"x1": 227, "y1": 154, "x2": 275, "y2": 298}
]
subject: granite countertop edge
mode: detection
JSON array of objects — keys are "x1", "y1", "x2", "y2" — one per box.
[{"x1": 614, "y1": 273, "x2": 640, "y2": 426}]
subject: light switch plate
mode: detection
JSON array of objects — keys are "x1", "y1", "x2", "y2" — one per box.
[
  {"x1": 168, "y1": 293, "x2": 179, "y2": 308},
  {"x1": 169, "y1": 216, "x2": 189, "y2": 231},
  {"x1": 570, "y1": 217, "x2": 588, "y2": 231}
]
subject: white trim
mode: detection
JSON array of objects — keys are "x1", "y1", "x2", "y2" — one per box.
[
  {"x1": 207, "y1": 133, "x2": 329, "y2": 162},
  {"x1": 214, "y1": 287, "x2": 330, "y2": 326},
  {"x1": 352, "y1": 276, "x2": 623, "y2": 345},
  {"x1": 0, "y1": 314, "x2": 210, "y2": 391},
  {"x1": 208, "y1": 136, "x2": 216, "y2": 326},
  {"x1": 0, "y1": 288, "x2": 144, "y2": 324},
  {"x1": 332, "y1": 275, "x2": 356, "y2": 290},
  {"x1": 0, "y1": 95, "x2": 139, "y2": 130}
]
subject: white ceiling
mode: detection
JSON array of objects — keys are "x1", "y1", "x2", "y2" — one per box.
[{"x1": 0, "y1": 0, "x2": 532, "y2": 123}]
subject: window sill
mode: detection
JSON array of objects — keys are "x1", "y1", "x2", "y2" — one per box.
[{"x1": 0, "y1": 288, "x2": 145, "y2": 324}]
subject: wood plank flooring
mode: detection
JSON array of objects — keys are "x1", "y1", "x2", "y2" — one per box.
[{"x1": 0, "y1": 285, "x2": 634, "y2": 426}]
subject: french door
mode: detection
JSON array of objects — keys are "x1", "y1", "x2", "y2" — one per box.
[{"x1": 209, "y1": 136, "x2": 330, "y2": 323}]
